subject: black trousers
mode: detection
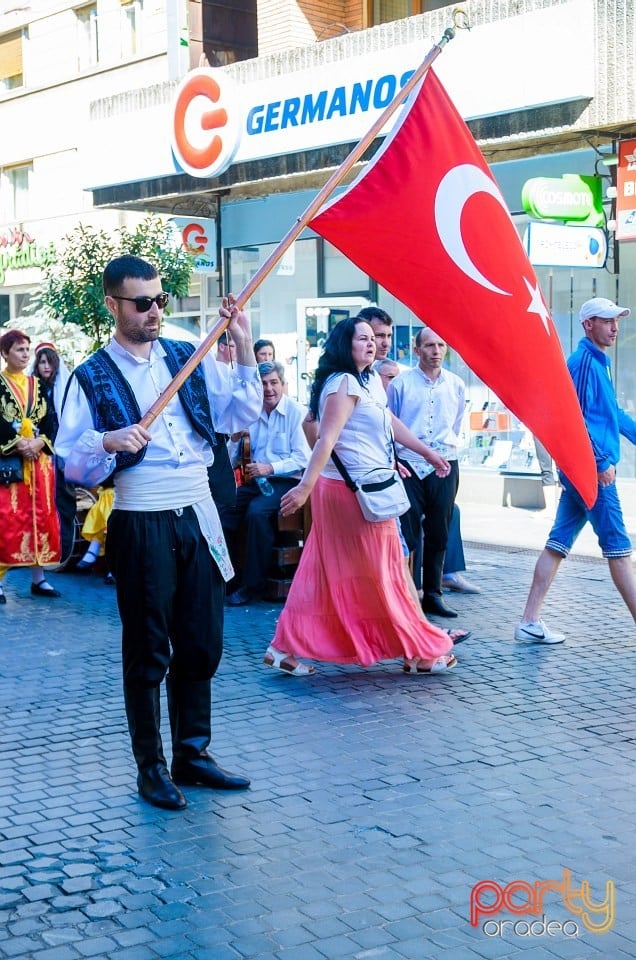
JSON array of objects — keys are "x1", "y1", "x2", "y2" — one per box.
[
  {"x1": 106, "y1": 506, "x2": 224, "y2": 688},
  {"x1": 223, "y1": 477, "x2": 296, "y2": 596},
  {"x1": 399, "y1": 460, "x2": 459, "y2": 597},
  {"x1": 443, "y1": 503, "x2": 465, "y2": 574}
]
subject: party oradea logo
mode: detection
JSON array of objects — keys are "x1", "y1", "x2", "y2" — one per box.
[{"x1": 470, "y1": 869, "x2": 614, "y2": 937}]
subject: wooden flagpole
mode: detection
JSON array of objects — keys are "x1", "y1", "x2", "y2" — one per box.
[{"x1": 140, "y1": 21, "x2": 459, "y2": 429}]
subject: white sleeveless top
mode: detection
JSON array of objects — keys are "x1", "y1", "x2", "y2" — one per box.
[{"x1": 319, "y1": 371, "x2": 394, "y2": 483}]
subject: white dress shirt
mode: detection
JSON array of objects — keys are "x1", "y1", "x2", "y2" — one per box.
[
  {"x1": 387, "y1": 366, "x2": 465, "y2": 475},
  {"x1": 55, "y1": 337, "x2": 262, "y2": 581},
  {"x1": 249, "y1": 394, "x2": 310, "y2": 479}
]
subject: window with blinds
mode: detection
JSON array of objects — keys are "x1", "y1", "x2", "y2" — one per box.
[
  {"x1": 367, "y1": 0, "x2": 450, "y2": 25},
  {"x1": 0, "y1": 31, "x2": 24, "y2": 91}
]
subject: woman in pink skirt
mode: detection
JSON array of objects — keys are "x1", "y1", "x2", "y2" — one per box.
[{"x1": 263, "y1": 317, "x2": 466, "y2": 677}]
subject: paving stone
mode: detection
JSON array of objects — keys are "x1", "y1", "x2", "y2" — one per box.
[{"x1": 0, "y1": 552, "x2": 634, "y2": 959}]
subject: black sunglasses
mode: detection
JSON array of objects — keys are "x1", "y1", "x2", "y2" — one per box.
[{"x1": 111, "y1": 293, "x2": 169, "y2": 312}]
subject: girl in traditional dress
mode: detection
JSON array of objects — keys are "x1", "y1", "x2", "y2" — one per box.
[
  {"x1": 263, "y1": 318, "x2": 465, "y2": 676},
  {"x1": 33, "y1": 342, "x2": 70, "y2": 426},
  {"x1": 0, "y1": 330, "x2": 62, "y2": 603},
  {"x1": 33, "y1": 341, "x2": 77, "y2": 566}
]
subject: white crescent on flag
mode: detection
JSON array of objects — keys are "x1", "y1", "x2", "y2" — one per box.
[{"x1": 434, "y1": 164, "x2": 512, "y2": 297}]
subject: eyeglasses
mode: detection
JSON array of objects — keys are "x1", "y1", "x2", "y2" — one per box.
[{"x1": 110, "y1": 293, "x2": 169, "y2": 312}]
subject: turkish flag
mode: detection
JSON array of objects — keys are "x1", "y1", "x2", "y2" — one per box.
[{"x1": 309, "y1": 69, "x2": 597, "y2": 507}]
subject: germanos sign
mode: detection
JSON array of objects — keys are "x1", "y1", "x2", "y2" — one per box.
[{"x1": 521, "y1": 175, "x2": 603, "y2": 227}]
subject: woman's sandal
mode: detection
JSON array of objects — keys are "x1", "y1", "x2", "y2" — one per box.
[
  {"x1": 445, "y1": 629, "x2": 472, "y2": 645},
  {"x1": 263, "y1": 646, "x2": 315, "y2": 677},
  {"x1": 403, "y1": 654, "x2": 458, "y2": 674}
]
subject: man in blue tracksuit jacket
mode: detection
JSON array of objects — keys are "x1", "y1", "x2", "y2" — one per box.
[{"x1": 515, "y1": 297, "x2": 636, "y2": 644}]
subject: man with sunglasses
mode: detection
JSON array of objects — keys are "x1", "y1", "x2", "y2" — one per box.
[
  {"x1": 515, "y1": 297, "x2": 636, "y2": 644},
  {"x1": 56, "y1": 255, "x2": 262, "y2": 810}
]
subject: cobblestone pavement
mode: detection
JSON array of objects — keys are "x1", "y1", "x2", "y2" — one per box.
[{"x1": 0, "y1": 544, "x2": 635, "y2": 960}]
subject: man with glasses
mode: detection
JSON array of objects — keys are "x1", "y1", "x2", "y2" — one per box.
[
  {"x1": 515, "y1": 297, "x2": 636, "y2": 643},
  {"x1": 57, "y1": 255, "x2": 262, "y2": 810}
]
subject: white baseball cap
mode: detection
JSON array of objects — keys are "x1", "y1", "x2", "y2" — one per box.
[{"x1": 579, "y1": 297, "x2": 631, "y2": 323}]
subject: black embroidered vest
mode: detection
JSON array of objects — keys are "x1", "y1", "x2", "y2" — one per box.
[{"x1": 72, "y1": 339, "x2": 216, "y2": 473}]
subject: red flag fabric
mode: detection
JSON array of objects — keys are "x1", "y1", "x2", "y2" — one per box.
[{"x1": 309, "y1": 68, "x2": 597, "y2": 508}]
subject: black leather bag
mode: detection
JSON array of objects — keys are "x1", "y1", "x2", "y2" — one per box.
[{"x1": 0, "y1": 454, "x2": 23, "y2": 486}]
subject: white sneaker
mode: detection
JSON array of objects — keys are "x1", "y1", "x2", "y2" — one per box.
[{"x1": 514, "y1": 620, "x2": 565, "y2": 644}]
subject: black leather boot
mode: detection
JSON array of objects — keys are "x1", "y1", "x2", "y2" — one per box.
[
  {"x1": 123, "y1": 685, "x2": 187, "y2": 810},
  {"x1": 422, "y1": 593, "x2": 458, "y2": 618},
  {"x1": 422, "y1": 548, "x2": 457, "y2": 617},
  {"x1": 167, "y1": 676, "x2": 250, "y2": 790}
]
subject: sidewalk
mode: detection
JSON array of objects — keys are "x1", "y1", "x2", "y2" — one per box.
[
  {"x1": 0, "y1": 531, "x2": 635, "y2": 960},
  {"x1": 458, "y1": 490, "x2": 636, "y2": 560}
]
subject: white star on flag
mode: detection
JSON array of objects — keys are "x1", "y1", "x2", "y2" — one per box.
[{"x1": 524, "y1": 277, "x2": 551, "y2": 334}]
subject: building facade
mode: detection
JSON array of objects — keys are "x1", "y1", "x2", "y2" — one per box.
[{"x1": 2, "y1": 0, "x2": 636, "y2": 475}]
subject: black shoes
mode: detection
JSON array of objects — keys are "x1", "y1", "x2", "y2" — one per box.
[
  {"x1": 171, "y1": 754, "x2": 251, "y2": 790},
  {"x1": 422, "y1": 593, "x2": 458, "y2": 618},
  {"x1": 225, "y1": 588, "x2": 252, "y2": 606},
  {"x1": 30, "y1": 582, "x2": 62, "y2": 598},
  {"x1": 0, "y1": 590, "x2": 5, "y2": 605},
  {"x1": 137, "y1": 763, "x2": 187, "y2": 810}
]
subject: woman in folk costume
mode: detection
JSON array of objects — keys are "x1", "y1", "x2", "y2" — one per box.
[
  {"x1": 0, "y1": 330, "x2": 62, "y2": 603},
  {"x1": 32, "y1": 341, "x2": 76, "y2": 565},
  {"x1": 32, "y1": 341, "x2": 71, "y2": 424},
  {"x1": 263, "y1": 317, "x2": 466, "y2": 677}
]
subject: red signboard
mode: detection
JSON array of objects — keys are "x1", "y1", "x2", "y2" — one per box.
[{"x1": 616, "y1": 139, "x2": 636, "y2": 241}]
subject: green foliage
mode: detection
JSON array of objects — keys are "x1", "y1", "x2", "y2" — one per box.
[{"x1": 40, "y1": 216, "x2": 195, "y2": 349}]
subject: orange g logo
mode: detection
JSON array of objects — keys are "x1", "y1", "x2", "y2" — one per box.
[
  {"x1": 172, "y1": 68, "x2": 242, "y2": 179},
  {"x1": 182, "y1": 222, "x2": 208, "y2": 254}
]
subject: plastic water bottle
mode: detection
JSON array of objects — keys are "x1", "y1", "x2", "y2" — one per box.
[{"x1": 255, "y1": 476, "x2": 274, "y2": 496}]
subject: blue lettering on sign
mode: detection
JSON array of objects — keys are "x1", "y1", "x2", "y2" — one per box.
[
  {"x1": 265, "y1": 100, "x2": 281, "y2": 131},
  {"x1": 281, "y1": 98, "x2": 301, "y2": 127},
  {"x1": 245, "y1": 71, "x2": 414, "y2": 137},
  {"x1": 326, "y1": 86, "x2": 347, "y2": 120},
  {"x1": 350, "y1": 80, "x2": 372, "y2": 112},
  {"x1": 302, "y1": 90, "x2": 328, "y2": 124},
  {"x1": 373, "y1": 75, "x2": 397, "y2": 108}
]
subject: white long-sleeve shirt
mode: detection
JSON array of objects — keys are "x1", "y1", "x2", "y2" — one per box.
[
  {"x1": 249, "y1": 394, "x2": 310, "y2": 479},
  {"x1": 387, "y1": 366, "x2": 465, "y2": 475},
  {"x1": 55, "y1": 338, "x2": 262, "y2": 581}
]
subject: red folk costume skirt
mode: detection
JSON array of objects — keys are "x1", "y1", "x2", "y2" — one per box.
[
  {"x1": 271, "y1": 476, "x2": 453, "y2": 666},
  {"x1": 0, "y1": 454, "x2": 61, "y2": 567}
]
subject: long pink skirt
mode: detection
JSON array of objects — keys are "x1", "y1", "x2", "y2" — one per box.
[{"x1": 271, "y1": 476, "x2": 453, "y2": 666}]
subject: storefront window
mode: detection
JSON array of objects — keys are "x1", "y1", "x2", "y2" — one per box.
[
  {"x1": 322, "y1": 240, "x2": 371, "y2": 296},
  {"x1": 164, "y1": 273, "x2": 202, "y2": 341},
  {"x1": 227, "y1": 238, "x2": 319, "y2": 341}
]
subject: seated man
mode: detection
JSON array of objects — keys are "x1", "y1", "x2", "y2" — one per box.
[{"x1": 225, "y1": 361, "x2": 311, "y2": 605}]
